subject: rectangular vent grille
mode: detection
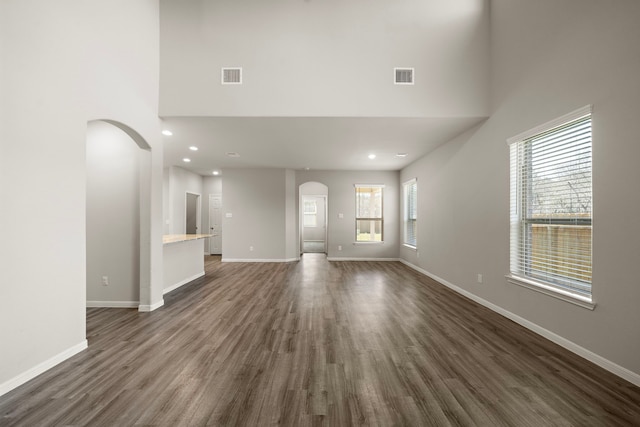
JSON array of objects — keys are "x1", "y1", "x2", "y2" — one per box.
[
  {"x1": 394, "y1": 68, "x2": 414, "y2": 85},
  {"x1": 222, "y1": 67, "x2": 242, "y2": 85}
]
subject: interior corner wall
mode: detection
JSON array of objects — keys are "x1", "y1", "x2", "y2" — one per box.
[
  {"x1": 400, "y1": 0, "x2": 640, "y2": 381},
  {"x1": 203, "y1": 176, "x2": 223, "y2": 196},
  {"x1": 86, "y1": 121, "x2": 141, "y2": 305},
  {"x1": 222, "y1": 169, "x2": 287, "y2": 260},
  {"x1": 284, "y1": 169, "x2": 298, "y2": 260},
  {"x1": 296, "y1": 170, "x2": 400, "y2": 259},
  {"x1": 0, "y1": 0, "x2": 162, "y2": 396}
]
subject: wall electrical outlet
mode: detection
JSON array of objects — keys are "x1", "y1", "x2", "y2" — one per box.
[
  {"x1": 477, "y1": 274, "x2": 483, "y2": 284},
  {"x1": 338, "y1": 245, "x2": 342, "y2": 251},
  {"x1": 102, "y1": 276, "x2": 109, "y2": 286},
  {"x1": 249, "y1": 246, "x2": 254, "y2": 252}
]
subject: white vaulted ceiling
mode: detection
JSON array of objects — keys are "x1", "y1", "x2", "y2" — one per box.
[{"x1": 159, "y1": 0, "x2": 490, "y2": 174}]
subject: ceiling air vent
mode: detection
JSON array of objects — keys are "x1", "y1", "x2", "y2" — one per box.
[
  {"x1": 221, "y1": 67, "x2": 242, "y2": 85},
  {"x1": 394, "y1": 68, "x2": 414, "y2": 85}
]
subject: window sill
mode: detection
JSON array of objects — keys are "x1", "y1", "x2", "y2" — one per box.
[
  {"x1": 402, "y1": 244, "x2": 417, "y2": 251},
  {"x1": 506, "y1": 274, "x2": 596, "y2": 310},
  {"x1": 353, "y1": 241, "x2": 384, "y2": 245}
]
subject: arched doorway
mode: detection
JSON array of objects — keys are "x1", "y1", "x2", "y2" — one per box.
[
  {"x1": 86, "y1": 120, "x2": 152, "y2": 309},
  {"x1": 299, "y1": 181, "x2": 329, "y2": 254}
]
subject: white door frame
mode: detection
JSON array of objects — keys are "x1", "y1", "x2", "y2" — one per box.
[{"x1": 300, "y1": 194, "x2": 328, "y2": 254}]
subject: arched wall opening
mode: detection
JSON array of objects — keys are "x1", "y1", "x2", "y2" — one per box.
[
  {"x1": 299, "y1": 181, "x2": 329, "y2": 255},
  {"x1": 86, "y1": 120, "x2": 152, "y2": 308}
]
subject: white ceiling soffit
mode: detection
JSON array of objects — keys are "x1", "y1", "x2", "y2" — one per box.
[{"x1": 161, "y1": 116, "x2": 486, "y2": 175}]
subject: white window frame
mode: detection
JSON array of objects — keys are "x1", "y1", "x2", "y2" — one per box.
[
  {"x1": 303, "y1": 199, "x2": 317, "y2": 227},
  {"x1": 507, "y1": 105, "x2": 595, "y2": 310},
  {"x1": 355, "y1": 184, "x2": 384, "y2": 243},
  {"x1": 403, "y1": 178, "x2": 417, "y2": 249}
]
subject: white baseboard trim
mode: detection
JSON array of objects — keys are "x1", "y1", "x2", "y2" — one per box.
[
  {"x1": 399, "y1": 259, "x2": 640, "y2": 388},
  {"x1": 86, "y1": 300, "x2": 139, "y2": 308},
  {"x1": 138, "y1": 299, "x2": 164, "y2": 312},
  {"x1": 222, "y1": 258, "x2": 299, "y2": 263},
  {"x1": 163, "y1": 272, "x2": 205, "y2": 295},
  {"x1": 327, "y1": 257, "x2": 400, "y2": 262},
  {"x1": 204, "y1": 251, "x2": 211, "y2": 256},
  {"x1": 0, "y1": 340, "x2": 88, "y2": 398}
]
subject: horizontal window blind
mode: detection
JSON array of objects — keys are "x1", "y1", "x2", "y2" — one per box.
[
  {"x1": 404, "y1": 179, "x2": 417, "y2": 247},
  {"x1": 509, "y1": 109, "x2": 592, "y2": 296}
]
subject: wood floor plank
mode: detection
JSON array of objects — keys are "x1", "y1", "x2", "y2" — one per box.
[{"x1": 1, "y1": 254, "x2": 639, "y2": 426}]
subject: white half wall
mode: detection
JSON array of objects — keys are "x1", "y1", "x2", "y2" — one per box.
[{"x1": 163, "y1": 239, "x2": 206, "y2": 294}]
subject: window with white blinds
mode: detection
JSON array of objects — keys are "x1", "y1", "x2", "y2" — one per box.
[
  {"x1": 508, "y1": 106, "x2": 593, "y2": 300},
  {"x1": 403, "y1": 179, "x2": 417, "y2": 247}
]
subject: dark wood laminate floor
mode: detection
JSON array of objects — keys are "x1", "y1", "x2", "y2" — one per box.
[{"x1": 1, "y1": 254, "x2": 640, "y2": 426}]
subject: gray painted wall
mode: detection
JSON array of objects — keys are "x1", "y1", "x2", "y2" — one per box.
[
  {"x1": 159, "y1": 0, "x2": 489, "y2": 118},
  {"x1": 284, "y1": 169, "x2": 298, "y2": 260},
  {"x1": 0, "y1": 0, "x2": 163, "y2": 394},
  {"x1": 222, "y1": 169, "x2": 288, "y2": 260},
  {"x1": 400, "y1": 0, "x2": 640, "y2": 379},
  {"x1": 296, "y1": 170, "x2": 400, "y2": 259},
  {"x1": 86, "y1": 121, "x2": 141, "y2": 304},
  {"x1": 166, "y1": 166, "x2": 204, "y2": 234},
  {"x1": 203, "y1": 176, "x2": 222, "y2": 196}
]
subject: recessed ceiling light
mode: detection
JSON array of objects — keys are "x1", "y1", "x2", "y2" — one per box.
[
  {"x1": 396, "y1": 153, "x2": 408, "y2": 158},
  {"x1": 212, "y1": 171, "x2": 220, "y2": 175},
  {"x1": 226, "y1": 152, "x2": 240, "y2": 158},
  {"x1": 189, "y1": 146, "x2": 198, "y2": 151},
  {"x1": 368, "y1": 154, "x2": 376, "y2": 160},
  {"x1": 182, "y1": 158, "x2": 191, "y2": 162},
  {"x1": 162, "y1": 130, "x2": 173, "y2": 136}
]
